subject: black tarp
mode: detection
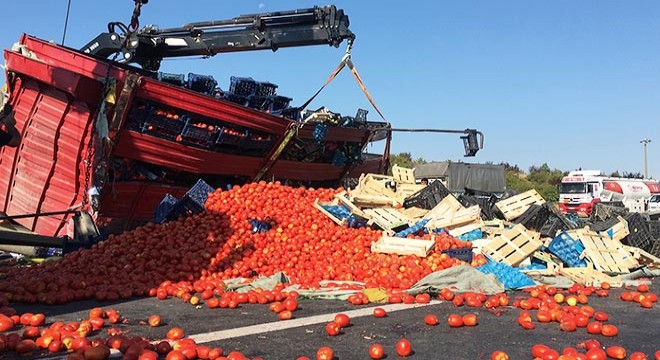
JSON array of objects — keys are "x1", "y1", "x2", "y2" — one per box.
[{"x1": 446, "y1": 163, "x2": 506, "y2": 193}]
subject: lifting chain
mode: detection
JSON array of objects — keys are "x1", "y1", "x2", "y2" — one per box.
[
  {"x1": 129, "y1": 0, "x2": 146, "y2": 32},
  {"x1": 81, "y1": 53, "x2": 119, "y2": 210}
]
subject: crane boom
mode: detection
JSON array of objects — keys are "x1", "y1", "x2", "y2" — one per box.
[{"x1": 81, "y1": 5, "x2": 354, "y2": 71}]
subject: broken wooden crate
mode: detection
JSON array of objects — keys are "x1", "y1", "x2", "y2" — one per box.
[
  {"x1": 313, "y1": 198, "x2": 348, "y2": 226},
  {"x1": 577, "y1": 229, "x2": 637, "y2": 274},
  {"x1": 482, "y1": 224, "x2": 543, "y2": 266},
  {"x1": 371, "y1": 235, "x2": 435, "y2": 257},
  {"x1": 597, "y1": 216, "x2": 629, "y2": 243},
  {"x1": 363, "y1": 207, "x2": 411, "y2": 232},
  {"x1": 349, "y1": 174, "x2": 400, "y2": 207},
  {"x1": 559, "y1": 267, "x2": 623, "y2": 288},
  {"x1": 495, "y1": 189, "x2": 546, "y2": 221},
  {"x1": 623, "y1": 245, "x2": 660, "y2": 269}
]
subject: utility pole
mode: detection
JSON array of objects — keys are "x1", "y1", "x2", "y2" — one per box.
[{"x1": 641, "y1": 138, "x2": 651, "y2": 179}]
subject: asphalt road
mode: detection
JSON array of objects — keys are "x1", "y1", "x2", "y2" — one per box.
[{"x1": 6, "y1": 283, "x2": 660, "y2": 359}]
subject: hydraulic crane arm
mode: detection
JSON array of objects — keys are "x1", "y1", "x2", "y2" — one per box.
[{"x1": 81, "y1": 5, "x2": 355, "y2": 71}]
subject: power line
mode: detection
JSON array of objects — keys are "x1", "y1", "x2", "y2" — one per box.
[{"x1": 61, "y1": 0, "x2": 72, "y2": 46}]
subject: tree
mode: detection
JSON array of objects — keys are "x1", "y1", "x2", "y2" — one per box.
[
  {"x1": 388, "y1": 153, "x2": 428, "y2": 174},
  {"x1": 505, "y1": 163, "x2": 564, "y2": 202}
]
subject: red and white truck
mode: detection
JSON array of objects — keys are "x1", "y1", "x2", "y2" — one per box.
[{"x1": 558, "y1": 170, "x2": 660, "y2": 215}]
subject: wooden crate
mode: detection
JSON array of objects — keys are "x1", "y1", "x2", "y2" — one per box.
[
  {"x1": 401, "y1": 206, "x2": 430, "y2": 221},
  {"x1": 334, "y1": 191, "x2": 369, "y2": 219},
  {"x1": 363, "y1": 207, "x2": 411, "y2": 231},
  {"x1": 447, "y1": 219, "x2": 484, "y2": 237},
  {"x1": 577, "y1": 230, "x2": 637, "y2": 274},
  {"x1": 422, "y1": 195, "x2": 464, "y2": 222},
  {"x1": 350, "y1": 174, "x2": 399, "y2": 207},
  {"x1": 601, "y1": 216, "x2": 629, "y2": 243},
  {"x1": 392, "y1": 165, "x2": 416, "y2": 184},
  {"x1": 395, "y1": 183, "x2": 426, "y2": 201},
  {"x1": 371, "y1": 236, "x2": 435, "y2": 257},
  {"x1": 624, "y1": 245, "x2": 660, "y2": 269},
  {"x1": 426, "y1": 205, "x2": 481, "y2": 230},
  {"x1": 559, "y1": 267, "x2": 623, "y2": 288},
  {"x1": 482, "y1": 224, "x2": 543, "y2": 266},
  {"x1": 495, "y1": 189, "x2": 546, "y2": 221},
  {"x1": 313, "y1": 198, "x2": 345, "y2": 226}
]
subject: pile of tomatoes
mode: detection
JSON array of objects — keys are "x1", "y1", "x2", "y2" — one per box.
[{"x1": 0, "y1": 181, "x2": 475, "y2": 305}]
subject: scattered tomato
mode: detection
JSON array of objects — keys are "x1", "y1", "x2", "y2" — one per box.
[
  {"x1": 369, "y1": 343, "x2": 385, "y2": 360},
  {"x1": 396, "y1": 338, "x2": 412, "y2": 357}
]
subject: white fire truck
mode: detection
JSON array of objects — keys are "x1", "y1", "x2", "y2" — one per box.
[{"x1": 558, "y1": 170, "x2": 660, "y2": 215}]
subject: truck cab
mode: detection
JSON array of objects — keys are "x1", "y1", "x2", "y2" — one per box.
[{"x1": 648, "y1": 194, "x2": 660, "y2": 212}]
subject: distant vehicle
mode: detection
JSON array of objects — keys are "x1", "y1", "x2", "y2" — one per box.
[
  {"x1": 558, "y1": 170, "x2": 660, "y2": 215},
  {"x1": 648, "y1": 194, "x2": 660, "y2": 212}
]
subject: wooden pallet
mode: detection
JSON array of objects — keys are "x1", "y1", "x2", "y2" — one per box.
[
  {"x1": 371, "y1": 236, "x2": 435, "y2": 257},
  {"x1": 426, "y1": 205, "x2": 482, "y2": 231},
  {"x1": 601, "y1": 216, "x2": 629, "y2": 242},
  {"x1": 495, "y1": 189, "x2": 546, "y2": 221},
  {"x1": 624, "y1": 245, "x2": 660, "y2": 269},
  {"x1": 559, "y1": 267, "x2": 623, "y2": 288},
  {"x1": 392, "y1": 165, "x2": 416, "y2": 184},
  {"x1": 482, "y1": 224, "x2": 543, "y2": 266},
  {"x1": 363, "y1": 207, "x2": 411, "y2": 231},
  {"x1": 313, "y1": 198, "x2": 345, "y2": 226},
  {"x1": 577, "y1": 230, "x2": 637, "y2": 274}
]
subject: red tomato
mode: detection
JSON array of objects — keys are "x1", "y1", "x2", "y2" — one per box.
[
  {"x1": 637, "y1": 284, "x2": 649, "y2": 293},
  {"x1": 532, "y1": 344, "x2": 551, "y2": 358},
  {"x1": 593, "y1": 311, "x2": 608, "y2": 322},
  {"x1": 333, "y1": 314, "x2": 350, "y2": 328},
  {"x1": 629, "y1": 352, "x2": 648, "y2": 360},
  {"x1": 166, "y1": 327, "x2": 185, "y2": 341},
  {"x1": 278, "y1": 310, "x2": 293, "y2": 321},
  {"x1": 325, "y1": 322, "x2": 341, "y2": 336},
  {"x1": 423, "y1": 314, "x2": 439, "y2": 326},
  {"x1": 84, "y1": 345, "x2": 111, "y2": 360},
  {"x1": 316, "y1": 346, "x2": 334, "y2": 360},
  {"x1": 606, "y1": 346, "x2": 626, "y2": 359},
  {"x1": 452, "y1": 295, "x2": 464, "y2": 307},
  {"x1": 29, "y1": 314, "x2": 46, "y2": 327},
  {"x1": 369, "y1": 343, "x2": 384, "y2": 360},
  {"x1": 491, "y1": 350, "x2": 510, "y2": 360},
  {"x1": 584, "y1": 339, "x2": 601, "y2": 351},
  {"x1": 166, "y1": 350, "x2": 187, "y2": 360},
  {"x1": 447, "y1": 314, "x2": 464, "y2": 328},
  {"x1": 0, "y1": 314, "x2": 14, "y2": 332},
  {"x1": 586, "y1": 321, "x2": 603, "y2": 334},
  {"x1": 585, "y1": 348, "x2": 607, "y2": 360},
  {"x1": 560, "y1": 319, "x2": 577, "y2": 332},
  {"x1": 601, "y1": 324, "x2": 618, "y2": 337},
  {"x1": 284, "y1": 298, "x2": 298, "y2": 311},
  {"x1": 373, "y1": 308, "x2": 386, "y2": 318},
  {"x1": 148, "y1": 315, "x2": 161, "y2": 327},
  {"x1": 462, "y1": 314, "x2": 478, "y2": 326},
  {"x1": 396, "y1": 339, "x2": 412, "y2": 357},
  {"x1": 415, "y1": 293, "x2": 431, "y2": 304}
]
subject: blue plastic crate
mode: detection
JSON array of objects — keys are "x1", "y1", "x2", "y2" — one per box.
[
  {"x1": 184, "y1": 179, "x2": 215, "y2": 205},
  {"x1": 154, "y1": 193, "x2": 178, "y2": 224},
  {"x1": 395, "y1": 219, "x2": 429, "y2": 237},
  {"x1": 166, "y1": 180, "x2": 214, "y2": 221},
  {"x1": 230, "y1": 76, "x2": 258, "y2": 96},
  {"x1": 548, "y1": 231, "x2": 588, "y2": 268},
  {"x1": 180, "y1": 119, "x2": 219, "y2": 149},
  {"x1": 477, "y1": 261, "x2": 536, "y2": 289}
]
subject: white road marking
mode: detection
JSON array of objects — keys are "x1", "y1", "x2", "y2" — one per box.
[{"x1": 190, "y1": 300, "x2": 441, "y2": 344}]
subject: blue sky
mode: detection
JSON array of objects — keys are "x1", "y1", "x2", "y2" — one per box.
[{"x1": 2, "y1": 1, "x2": 659, "y2": 177}]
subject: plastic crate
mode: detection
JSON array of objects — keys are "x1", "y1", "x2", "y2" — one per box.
[
  {"x1": 167, "y1": 180, "x2": 215, "y2": 221},
  {"x1": 215, "y1": 127, "x2": 248, "y2": 148},
  {"x1": 269, "y1": 95, "x2": 292, "y2": 112},
  {"x1": 442, "y1": 247, "x2": 474, "y2": 263},
  {"x1": 540, "y1": 217, "x2": 567, "y2": 239},
  {"x1": 230, "y1": 76, "x2": 258, "y2": 96},
  {"x1": 513, "y1": 204, "x2": 551, "y2": 232},
  {"x1": 650, "y1": 239, "x2": 660, "y2": 258},
  {"x1": 154, "y1": 193, "x2": 177, "y2": 224},
  {"x1": 246, "y1": 95, "x2": 272, "y2": 111},
  {"x1": 141, "y1": 112, "x2": 185, "y2": 138},
  {"x1": 476, "y1": 261, "x2": 536, "y2": 289},
  {"x1": 588, "y1": 217, "x2": 622, "y2": 232},
  {"x1": 255, "y1": 81, "x2": 278, "y2": 97},
  {"x1": 180, "y1": 119, "x2": 219, "y2": 149},
  {"x1": 220, "y1": 91, "x2": 247, "y2": 106},
  {"x1": 403, "y1": 181, "x2": 452, "y2": 210},
  {"x1": 187, "y1": 73, "x2": 217, "y2": 95},
  {"x1": 623, "y1": 213, "x2": 653, "y2": 251},
  {"x1": 158, "y1": 72, "x2": 186, "y2": 87},
  {"x1": 243, "y1": 133, "x2": 275, "y2": 154},
  {"x1": 648, "y1": 221, "x2": 660, "y2": 240},
  {"x1": 548, "y1": 232, "x2": 588, "y2": 268}
]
